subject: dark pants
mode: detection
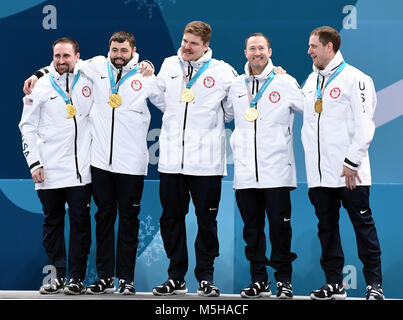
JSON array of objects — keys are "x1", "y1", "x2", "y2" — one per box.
[
  {"x1": 91, "y1": 166, "x2": 144, "y2": 282},
  {"x1": 236, "y1": 187, "x2": 297, "y2": 283},
  {"x1": 308, "y1": 186, "x2": 382, "y2": 285},
  {"x1": 159, "y1": 173, "x2": 222, "y2": 282},
  {"x1": 38, "y1": 184, "x2": 92, "y2": 280}
]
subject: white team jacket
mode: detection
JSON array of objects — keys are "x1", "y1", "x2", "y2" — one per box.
[
  {"x1": 79, "y1": 53, "x2": 164, "y2": 175},
  {"x1": 19, "y1": 63, "x2": 93, "y2": 190},
  {"x1": 228, "y1": 60, "x2": 304, "y2": 189},
  {"x1": 301, "y1": 51, "x2": 376, "y2": 188},
  {"x1": 156, "y1": 48, "x2": 237, "y2": 176}
]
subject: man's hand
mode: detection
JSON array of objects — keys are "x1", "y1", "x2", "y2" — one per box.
[
  {"x1": 32, "y1": 167, "x2": 45, "y2": 184},
  {"x1": 341, "y1": 165, "x2": 362, "y2": 190},
  {"x1": 273, "y1": 66, "x2": 287, "y2": 75},
  {"x1": 138, "y1": 61, "x2": 155, "y2": 77},
  {"x1": 24, "y1": 75, "x2": 39, "y2": 95}
]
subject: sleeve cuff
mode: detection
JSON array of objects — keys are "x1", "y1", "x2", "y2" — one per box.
[
  {"x1": 29, "y1": 161, "x2": 42, "y2": 173},
  {"x1": 34, "y1": 67, "x2": 48, "y2": 79},
  {"x1": 142, "y1": 60, "x2": 155, "y2": 70}
]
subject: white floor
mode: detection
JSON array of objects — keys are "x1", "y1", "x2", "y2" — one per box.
[{"x1": 0, "y1": 290, "x2": 372, "y2": 300}]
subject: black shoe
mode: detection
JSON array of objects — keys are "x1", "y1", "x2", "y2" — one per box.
[
  {"x1": 197, "y1": 280, "x2": 220, "y2": 297},
  {"x1": 118, "y1": 279, "x2": 136, "y2": 295},
  {"x1": 240, "y1": 281, "x2": 272, "y2": 298},
  {"x1": 152, "y1": 279, "x2": 188, "y2": 296},
  {"x1": 310, "y1": 283, "x2": 346, "y2": 300},
  {"x1": 39, "y1": 277, "x2": 66, "y2": 294},
  {"x1": 64, "y1": 278, "x2": 86, "y2": 295},
  {"x1": 276, "y1": 281, "x2": 293, "y2": 299},
  {"x1": 86, "y1": 277, "x2": 115, "y2": 294},
  {"x1": 366, "y1": 284, "x2": 385, "y2": 300}
]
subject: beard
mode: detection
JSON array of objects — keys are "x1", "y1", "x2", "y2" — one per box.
[
  {"x1": 55, "y1": 63, "x2": 74, "y2": 75},
  {"x1": 111, "y1": 56, "x2": 131, "y2": 68}
]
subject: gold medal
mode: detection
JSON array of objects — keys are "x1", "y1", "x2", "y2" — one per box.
[
  {"x1": 245, "y1": 108, "x2": 258, "y2": 121},
  {"x1": 109, "y1": 93, "x2": 122, "y2": 108},
  {"x1": 315, "y1": 98, "x2": 323, "y2": 114},
  {"x1": 66, "y1": 104, "x2": 76, "y2": 118},
  {"x1": 181, "y1": 88, "x2": 195, "y2": 102}
]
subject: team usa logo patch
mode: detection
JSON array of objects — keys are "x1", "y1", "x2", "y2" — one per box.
[
  {"x1": 203, "y1": 76, "x2": 215, "y2": 88},
  {"x1": 330, "y1": 87, "x2": 341, "y2": 99},
  {"x1": 131, "y1": 79, "x2": 142, "y2": 91},
  {"x1": 82, "y1": 86, "x2": 91, "y2": 97},
  {"x1": 269, "y1": 91, "x2": 280, "y2": 103}
]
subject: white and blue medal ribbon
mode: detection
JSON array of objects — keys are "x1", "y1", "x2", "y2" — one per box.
[
  {"x1": 315, "y1": 61, "x2": 346, "y2": 113},
  {"x1": 49, "y1": 72, "x2": 80, "y2": 118},
  {"x1": 107, "y1": 62, "x2": 139, "y2": 107},
  {"x1": 179, "y1": 59, "x2": 211, "y2": 102},
  {"x1": 244, "y1": 69, "x2": 275, "y2": 121}
]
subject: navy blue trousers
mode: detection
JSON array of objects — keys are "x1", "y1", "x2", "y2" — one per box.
[
  {"x1": 308, "y1": 186, "x2": 382, "y2": 285},
  {"x1": 91, "y1": 166, "x2": 144, "y2": 282},
  {"x1": 236, "y1": 187, "x2": 297, "y2": 283},
  {"x1": 159, "y1": 173, "x2": 222, "y2": 283},
  {"x1": 38, "y1": 184, "x2": 92, "y2": 280}
]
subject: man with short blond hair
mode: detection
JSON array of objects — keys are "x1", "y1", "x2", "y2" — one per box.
[{"x1": 152, "y1": 20, "x2": 237, "y2": 297}]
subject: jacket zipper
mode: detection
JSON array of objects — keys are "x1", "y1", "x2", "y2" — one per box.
[
  {"x1": 109, "y1": 68, "x2": 122, "y2": 165},
  {"x1": 181, "y1": 64, "x2": 193, "y2": 169},
  {"x1": 253, "y1": 78, "x2": 259, "y2": 182},
  {"x1": 66, "y1": 73, "x2": 82, "y2": 182},
  {"x1": 317, "y1": 74, "x2": 324, "y2": 183}
]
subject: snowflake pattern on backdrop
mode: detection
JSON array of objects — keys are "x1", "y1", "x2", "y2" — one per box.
[
  {"x1": 124, "y1": 0, "x2": 176, "y2": 19},
  {"x1": 137, "y1": 215, "x2": 155, "y2": 252},
  {"x1": 84, "y1": 214, "x2": 162, "y2": 285},
  {"x1": 140, "y1": 230, "x2": 165, "y2": 266}
]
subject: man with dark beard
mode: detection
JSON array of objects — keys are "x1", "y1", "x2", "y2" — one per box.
[{"x1": 24, "y1": 31, "x2": 163, "y2": 295}]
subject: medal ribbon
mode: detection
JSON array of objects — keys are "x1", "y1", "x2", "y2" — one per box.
[
  {"x1": 49, "y1": 72, "x2": 81, "y2": 104},
  {"x1": 316, "y1": 61, "x2": 346, "y2": 100},
  {"x1": 244, "y1": 69, "x2": 275, "y2": 108},
  {"x1": 178, "y1": 59, "x2": 211, "y2": 89},
  {"x1": 107, "y1": 62, "x2": 139, "y2": 94}
]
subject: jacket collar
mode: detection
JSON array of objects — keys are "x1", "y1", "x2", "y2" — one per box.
[
  {"x1": 177, "y1": 47, "x2": 213, "y2": 69},
  {"x1": 244, "y1": 59, "x2": 274, "y2": 82},
  {"x1": 107, "y1": 52, "x2": 140, "y2": 72},
  {"x1": 313, "y1": 50, "x2": 344, "y2": 77}
]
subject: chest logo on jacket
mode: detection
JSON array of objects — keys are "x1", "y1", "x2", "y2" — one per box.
[
  {"x1": 203, "y1": 76, "x2": 215, "y2": 88},
  {"x1": 269, "y1": 91, "x2": 280, "y2": 103},
  {"x1": 82, "y1": 86, "x2": 91, "y2": 98},
  {"x1": 131, "y1": 79, "x2": 142, "y2": 91},
  {"x1": 330, "y1": 87, "x2": 341, "y2": 99}
]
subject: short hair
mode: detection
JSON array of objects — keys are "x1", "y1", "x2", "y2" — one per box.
[
  {"x1": 183, "y1": 21, "x2": 212, "y2": 44},
  {"x1": 52, "y1": 37, "x2": 79, "y2": 54},
  {"x1": 109, "y1": 30, "x2": 136, "y2": 48},
  {"x1": 310, "y1": 26, "x2": 341, "y2": 53},
  {"x1": 245, "y1": 32, "x2": 271, "y2": 49}
]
